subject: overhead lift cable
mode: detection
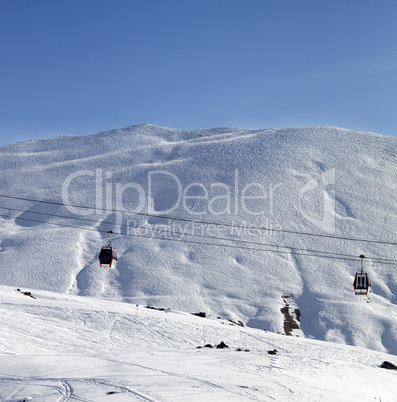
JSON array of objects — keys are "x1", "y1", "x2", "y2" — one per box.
[
  {"x1": 0, "y1": 213, "x2": 396, "y2": 266},
  {"x1": 0, "y1": 193, "x2": 396, "y2": 246},
  {"x1": 0, "y1": 205, "x2": 396, "y2": 264}
]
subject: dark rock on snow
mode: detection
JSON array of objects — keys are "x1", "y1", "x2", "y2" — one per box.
[
  {"x1": 216, "y1": 341, "x2": 229, "y2": 349},
  {"x1": 381, "y1": 361, "x2": 397, "y2": 370},
  {"x1": 192, "y1": 312, "x2": 206, "y2": 318}
]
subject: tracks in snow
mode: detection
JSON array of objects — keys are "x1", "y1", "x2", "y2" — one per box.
[
  {"x1": 0, "y1": 376, "x2": 155, "y2": 402},
  {"x1": 68, "y1": 232, "x2": 89, "y2": 295}
]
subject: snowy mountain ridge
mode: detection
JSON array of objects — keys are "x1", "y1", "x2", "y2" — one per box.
[
  {"x1": 0, "y1": 124, "x2": 396, "y2": 354},
  {"x1": 1, "y1": 124, "x2": 397, "y2": 400}
]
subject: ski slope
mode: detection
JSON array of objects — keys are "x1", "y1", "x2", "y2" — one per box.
[
  {"x1": 0, "y1": 124, "x2": 396, "y2": 361},
  {"x1": 1, "y1": 285, "x2": 396, "y2": 401}
]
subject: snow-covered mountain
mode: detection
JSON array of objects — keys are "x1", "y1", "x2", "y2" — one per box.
[{"x1": 0, "y1": 124, "x2": 396, "y2": 356}]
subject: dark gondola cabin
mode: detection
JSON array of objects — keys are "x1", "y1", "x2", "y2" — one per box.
[
  {"x1": 353, "y1": 272, "x2": 370, "y2": 296},
  {"x1": 99, "y1": 246, "x2": 117, "y2": 268},
  {"x1": 99, "y1": 230, "x2": 117, "y2": 268},
  {"x1": 353, "y1": 254, "x2": 371, "y2": 296}
]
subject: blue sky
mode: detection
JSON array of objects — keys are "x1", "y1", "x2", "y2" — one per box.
[{"x1": 0, "y1": 0, "x2": 396, "y2": 146}]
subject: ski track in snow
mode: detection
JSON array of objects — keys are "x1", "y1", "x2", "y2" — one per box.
[
  {"x1": 69, "y1": 232, "x2": 88, "y2": 294},
  {"x1": 0, "y1": 377, "x2": 155, "y2": 402}
]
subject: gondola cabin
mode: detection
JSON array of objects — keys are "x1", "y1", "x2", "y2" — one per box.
[
  {"x1": 353, "y1": 272, "x2": 370, "y2": 296},
  {"x1": 99, "y1": 246, "x2": 117, "y2": 268}
]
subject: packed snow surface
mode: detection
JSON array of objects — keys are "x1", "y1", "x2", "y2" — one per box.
[
  {"x1": 0, "y1": 124, "x2": 396, "y2": 400},
  {"x1": 1, "y1": 285, "x2": 396, "y2": 401}
]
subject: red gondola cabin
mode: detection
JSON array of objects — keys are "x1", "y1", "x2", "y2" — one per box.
[{"x1": 99, "y1": 246, "x2": 117, "y2": 268}]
